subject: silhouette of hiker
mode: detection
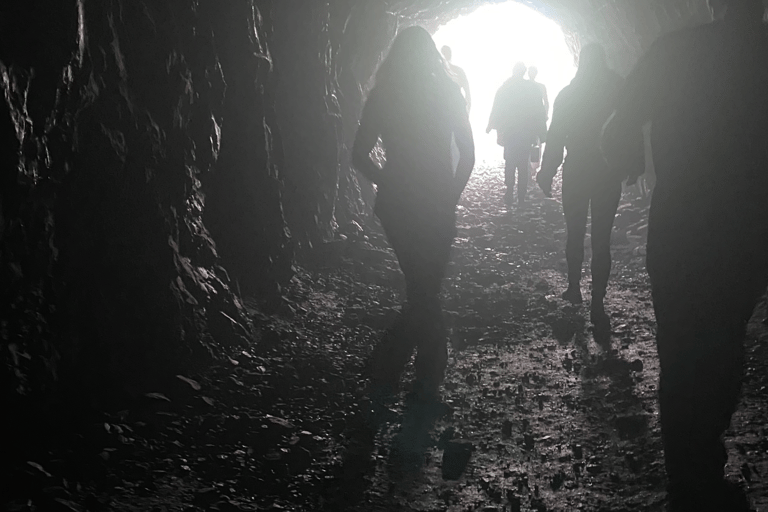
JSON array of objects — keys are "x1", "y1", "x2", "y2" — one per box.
[
  {"x1": 527, "y1": 65, "x2": 549, "y2": 177},
  {"x1": 537, "y1": 44, "x2": 628, "y2": 323},
  {"x1": 353, "y1": 26, "x2": 475, "y2": 402},
  {"x1": 487, "y1": 62, "x2": 547, "y2": 205},
  {"x1": 603, "y1": 0, "x2": 768, "y2": 510},
  {"x1": 441, "y1": 45, "x2": 472, "y2": 112},
  {"x1": 527, "y1": 66, "x2": 549, "y2": 119}
]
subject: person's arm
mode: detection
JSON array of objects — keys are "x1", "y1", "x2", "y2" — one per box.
[
  {"x1": 458, "y1": 68, "x2": 471, "y2": 112},
  {"x1": 486, "y1": 86, "x2": 504, "y2": 133},
  {"x1": 352, "y1": 89, "x2": 386, "y2": 185},
  {"x1": 601, "y1": 43, "x2": 663, "y2": 184},
  {"x1": 541, "y1": 84, "x2": 550, "y2": 120},
  {"x1": 537, "y1": 90, "x2": 567, "y2": 197},
  {"x1": 453, "y1": 96, "x2": 476, "y2": 203}
]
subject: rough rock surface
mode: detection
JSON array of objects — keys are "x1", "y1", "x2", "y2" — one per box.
[{"x1": 0, "y1": 0, "x2": 290, "y2": 406}]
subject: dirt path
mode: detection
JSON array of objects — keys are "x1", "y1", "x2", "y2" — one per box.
[
  {"x1": 311, "y1": 162, "x2": 768, "y2": 512},
  {"x1": 5, "y1": 162, "x2": 766, "y2": 512}
]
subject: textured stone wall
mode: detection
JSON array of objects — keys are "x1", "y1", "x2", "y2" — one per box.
[
  {"x1": 0, "y1": 0, "x2": 289, "y2": 407},
  {"x1": 271, "y1": 2, "x2": 399, "y2": 251}
]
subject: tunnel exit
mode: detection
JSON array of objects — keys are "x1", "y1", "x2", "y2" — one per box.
[{"x1": 433, "y1": 2, "x2": 577, "y2": 164}]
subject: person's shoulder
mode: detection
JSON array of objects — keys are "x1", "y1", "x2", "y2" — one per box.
[
  {"x1": 553, "y1": 83, "x2": 574, "y2": 105},
  {"x1": 496, "y1": 77, "x2": 515, "y2": 94},
  {"x1": 451, "y1": 63, "x2": 467, "y2": 77},
  {"x1": 527, "y1": 79, "x2": 543, "y2": 98},
  {"x1": 520, "y1": 79, "x2": 538, "y2": 93},
  {"x1": 446, "y1": 78, "x2": 463, "y2": 97},
  {"x1": 364, "y1": 84, "x2": 390, "y2": 114},
  {"x1": 443, "y1": 79, "x2": 466, "y2": 107}
]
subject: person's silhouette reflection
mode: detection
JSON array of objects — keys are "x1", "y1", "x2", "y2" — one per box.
[
  {"x1": 603, "y1": 1, "x2": 768, "y2": 509},
  {"x1": 353, "y1": 26, "x2": 475, "y2": 403},
  {"x1": 538, "y1": 44, "x2": 628, "y2": 323}
]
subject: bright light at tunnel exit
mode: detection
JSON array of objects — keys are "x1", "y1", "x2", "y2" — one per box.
[{"x1": 433, "y1": 3, "x2": 577, "y2": 164}]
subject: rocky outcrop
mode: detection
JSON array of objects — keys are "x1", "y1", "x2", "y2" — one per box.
[
  {"x1": 272, "y1": 1, "x2": 352, "y2": 250},
  {"x1": 203, "y1": 2, "x2": 293, "y2": 299},
  {"x1": 0, "y1": 0, "x2": 290, "y2": 407}
]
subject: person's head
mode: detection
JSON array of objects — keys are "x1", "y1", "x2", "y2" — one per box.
[
  {"x1": 512, "y1": 62, "x2": 527, "y2": 78},
  {"x1": 576, "y1": 43, "x2": 608, "y2": 78},
  {"x1": 441, "y1": 45, "x2": 453, "y2": 62},
  {"x1": 375, "y1": 26, "x2": 449, "y2": 89},
  {"x1": 708, "y1": 0, "x2": 767, "y2": 22},
  {"x1": 528, "y1": 66, "x2": 539, "y2": 80}
]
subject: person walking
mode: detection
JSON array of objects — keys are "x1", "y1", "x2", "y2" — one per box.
[
  {"x1": 487, "y1": 62, "x2": 546, "y2": 206},
  {"x1": 537, "y1": 44, "x2": 629, "y2": 323},
  {"x1": 353, "y1": 26, "x2": 475, "y2": 402},
  {"x1": 602, "y1": 1, "x2": 768, "y2": 509}
]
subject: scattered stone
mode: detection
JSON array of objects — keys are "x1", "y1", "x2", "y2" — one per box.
[
  {"x1": 550, "y1": 470, "x2": 567, "y2": 491},
  {"x1": 437, "y1": 427, "x2": 455, "y2": 450},
  {"x1": 192, "y1": 488, "x2": 219, "y2": 507},
  {"x1": 442, "y1": 439, "x2": 473, "y2": 480},
  {"x1": 501, "y1": 419, "x2": 513, "y2": 439},
  {"x1": 614, "y1": 414, "x2": 648, "y2": 439},
  {"x1": 523, "y1": 433, "x2": 535, "y2": 450},
  {"x1": 506, "y1": 492, "x2": 522, "y2": 512},
  {"x1": 586, "y1": 462, "x2": 604, "y2": 475}
]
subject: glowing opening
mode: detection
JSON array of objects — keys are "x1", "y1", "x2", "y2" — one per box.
[{"x1": 434, "y1": 2, "x2": 577, "y2": 164}]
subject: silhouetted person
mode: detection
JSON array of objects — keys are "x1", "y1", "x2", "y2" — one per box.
[
  {"x1": 527, "y1": 65, "x2": 549, "y2": 178},
  {"x1": 487, "y1": 62, "x2": 547, "y2": 205},
  {"x1": 441, "y1": 45, "x2": 472, "y2": 112},
  {"x1": 527, "y1": 65, "x2": 549, "y2": 119},
  {"x1": 537, "y1": 44, "x2": 627, "y2": 322},
  {"x1": 602, "y1": 0, "x2": 768, "y2": 509},
  {"x1": 353, "y1": 27, "x2": 475, "y2": 402}
]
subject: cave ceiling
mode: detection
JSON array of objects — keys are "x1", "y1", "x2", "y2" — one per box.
[{"x1": 384, "y1": 0, "x2": 713, "y2": 72}]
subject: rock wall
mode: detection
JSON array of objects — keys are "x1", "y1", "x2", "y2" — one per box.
[
  {"x1": 271, "y1": 2, "x2": 400, "y2": 252},
  {"x1": 0, "y1": 0, "x2": 290, "y2": 407}
]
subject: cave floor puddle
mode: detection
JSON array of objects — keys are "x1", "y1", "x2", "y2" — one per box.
[{"x1": 6, "y1": 162, "x2": 768, "y2": 512}]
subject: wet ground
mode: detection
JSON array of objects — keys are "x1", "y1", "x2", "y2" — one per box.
[{"x1": 4, "y1": 162, "x2": 768, "y2": 511}]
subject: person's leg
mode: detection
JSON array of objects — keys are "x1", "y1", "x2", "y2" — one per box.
[
  {"x1": 503, "y1": 148, "x2": 515, "y2": 204},
  {"x1": 529, "y1": 141, "x2": 541, "y2": 180},
  {"x1": 561, "y1": 171, "x2": 590, "y2": 303},
  {"x1": 370, "y1": 212, "x2": 420, "y2": 387},
  {"x1": 412, "y1": 209, "x2": 456, "y2": 400},
  {"x1": 589, "y1": 177, "x2": 622, "y2": 316},
  {"x1": 649, "y1": 234, "x2": 768, "y2": 510},
  {"x1": 514, "y1": 146, "x2": 530, "y2": 204}
]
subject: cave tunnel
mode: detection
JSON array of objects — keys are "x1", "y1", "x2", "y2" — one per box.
[
  {"x1": 432, "y1": 2, "x2": 577, "y2": 164},
  {"x1": 2, "y1": 0, "x2": 768, "y2": 510}
]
